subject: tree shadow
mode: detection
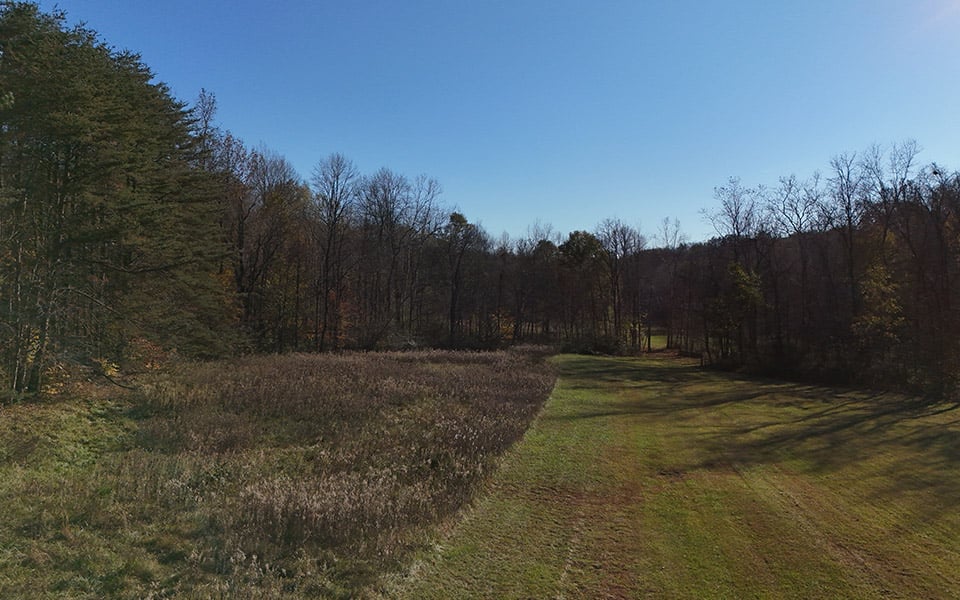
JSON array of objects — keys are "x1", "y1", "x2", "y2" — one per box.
[{"x1": 553, "y1": 354, "x2": 960, "y2": 520}]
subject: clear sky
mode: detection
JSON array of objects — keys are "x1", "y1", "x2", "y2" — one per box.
[{"x1": 42, "y1": 0, "x2": 960, "y2": 243}]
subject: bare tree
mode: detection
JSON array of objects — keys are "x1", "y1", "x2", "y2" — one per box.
[
  {"x1": 707, "y1": 177, "x2": 759, "y2": 239},
  {"x1": 656, "y1": 217, "x2": 685, "y2": 348},
  {"x1": 764, "y1": 173, "x2": 823, "y2": 345},
  {"x1": 233, "y1": 147, "x2": 305, "y2": 349},
  {"x1": 824, "y1": 152, "x2": 867, "y2": 313},
  {"x1": 310, "y1": 153, "x2": 358, "y2": 350},
  {"x1": 404, "y1": 175, "x2": 444, "y2": 331},
  {"x1": 706, "y1": 177, "x2": 760, "y2": 265},
  {"x1": 703, "y1": 177, "x2": 766, "y2": 358},
  {"x1": 355, "y1": 169, "x2": 443, "y2": 346},
  {"x1": 658, "y1": 216, "x2": 685, "y2": 250},
  {"x1": 510, "y1": 223, "x2": 559, "y2": 343},
  {"x1": 768, "y1": 174, "x2": 821, "y2": 238},
  {"x1": 596, "y1": 218, "x2": 645, "y2": 348},
  {"x1": 444, "y1": 212, "x2": 482, "y2": 344},
  {"x1": 861, "y1": 140, "x2": 920, "y2": 261}
]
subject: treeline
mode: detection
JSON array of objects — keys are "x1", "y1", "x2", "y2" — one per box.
[
  {"x1": 0, "y1": 3, "x2": 648, "y2": 395},
  {"x1": 664, "y1": 145, "x2": 960, "y2": 396},
  {"x1": 197, "y1": 97, "x2": 654, "y2": 356},
  {"x1": 190, "y1": 122, "x2": 960, "y2": 398},
  {"x1": 3, "y1": 3, "x2": 960, "y2": 399}
]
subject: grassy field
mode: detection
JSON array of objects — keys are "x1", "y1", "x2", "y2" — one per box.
[
  {"x1": 0, "y1": 349, "x2": 555, "y2": 598},
  {"x1": 387, "y1": 353, "x2": 960, "y2": 599}
]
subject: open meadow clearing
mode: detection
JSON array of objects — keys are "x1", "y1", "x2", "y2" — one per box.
[
  {"x1": 388, "y1": 353, "x2": 960, "y2": 599},
  {"x1": 3, "y1": 349, "x2": 959, "y2": 598}
]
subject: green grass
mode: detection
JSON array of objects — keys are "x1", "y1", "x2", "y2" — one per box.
[
  {"x1": 385, "y1": 353, "x2": 960, "y2": 599},
  {"x1": 647, "y1": 333, "x2": 669, "y2": 351}
]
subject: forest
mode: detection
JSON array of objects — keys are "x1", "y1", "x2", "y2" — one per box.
[{"x1": 2, "y1": 2, "x2": 960, "y2": 398}]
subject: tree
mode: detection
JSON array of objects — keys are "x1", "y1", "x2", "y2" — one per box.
[
  {"x1": 310, "y1": 153, "x2": 357, "y2": 350},
  {"x1": 443, "y1": 212, "x2": 482, "y2": 345},
  {"x1": 824, "y1": 152, "x2": 867, "y2": 314},
  {"x1": 558, "y1": 230, "x2": 609, "y2": 348},
  {"x1": 354, "y1": 168, "x2": 442, "y2": 347},
  {"x1": 705, "y1": 177, "x2": 763, "y2": 360},
  {"x1": 233, "y1": 147, "x2": 305, "y2": 349},
  {"x1": 861, "y1": 140, "x2": 920, "y2": 262},
  {"x1": 706, "y1": 177, "x2": 759, "y2": 261},
  {"x1": 654, "y1": 217, "x2": 686, "y2": 349},
  {"x1": 402, "y1": 174, "x2": 444, "y2": 334},
  {"x1": 851, "y1": 262, "x2": 903, "y2": 373},
  {"x1": 888, "y1": 165, "x2": 960, "y2": 393},
  {"x1": 596, "y1": 218, "x2": 645, "y2": 350},
  {"x1": 0, "y1": 3, "x2": 232, "y2": 391},
  {"x1": 772, "y1": 173, "x2": 822, "y2": 339}
]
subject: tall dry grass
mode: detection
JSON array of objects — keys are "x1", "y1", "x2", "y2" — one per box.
[{"x1": 36, "y1": 348, "x2": 556, "y2": 597}]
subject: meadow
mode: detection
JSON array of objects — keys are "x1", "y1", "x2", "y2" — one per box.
[
  {"x1": 391, "y1": 353, "x2": 960, "y2": 598},
  {"x1": 0, "y1": 349, "x2": 556, "y2": 598},
  {"x1": 5, "y1": 348, "x2": 958, "y2": 598}
]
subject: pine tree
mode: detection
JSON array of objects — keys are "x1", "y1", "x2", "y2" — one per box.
[{"x1": 0, "y1": 2, "x2": 234, "y2": 393}]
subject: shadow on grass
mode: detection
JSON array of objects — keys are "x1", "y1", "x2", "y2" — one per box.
[
  {"x1": 559, "y1": 354, "x2": 707, "y2": 388},
  {"x1": 552, "y1": 353, "x2": 960, "y2": 518}
]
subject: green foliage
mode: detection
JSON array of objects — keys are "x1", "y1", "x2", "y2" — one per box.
[
  {"x1": 728, "y1": 261, "x2": 763, "y2": 309},
  {"x1": 852, "y1": 261, "x2": 905, "y2": 380},
  {"x1": 558, "y1": 230, "x2": 607, "y2": 266},
  {"x1": 852, "y1": 262, "x2": 904, "y2": 348},
  {"x1": 0, "y1": 2, "x2": 234, "y2": 391}
]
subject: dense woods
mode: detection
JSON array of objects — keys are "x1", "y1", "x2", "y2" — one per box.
[
  {"x1": 680, "y1": 147, "x2": 960, "y2": 396},
  {"x1": 3, "y1": 3, "x2": 960, "y2": 398},
  {"x1": 0, "y1": 4, "x2": 233, "y2": 394}
]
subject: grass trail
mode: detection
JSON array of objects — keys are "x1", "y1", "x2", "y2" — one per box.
[{"x1": 385, "y1": 353, "x2": 960, "y2": 599}]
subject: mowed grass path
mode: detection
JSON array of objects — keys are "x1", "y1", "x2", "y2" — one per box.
[{"x1": 385, "y1": 353, "x2": 960, "y2": 599}]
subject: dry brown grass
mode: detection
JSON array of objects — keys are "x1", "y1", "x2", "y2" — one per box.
[{"x1": 0, "y1": 348, "x2": 555, "y2": 598}]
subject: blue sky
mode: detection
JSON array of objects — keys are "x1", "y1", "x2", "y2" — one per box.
[{"x1": 44, "y1": 0, "x2": 960, "y2": 243}]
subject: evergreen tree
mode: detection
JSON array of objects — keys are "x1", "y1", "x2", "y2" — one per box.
[{"x1": 0, "y1": 2, "x2": 233, "y2": 393}]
